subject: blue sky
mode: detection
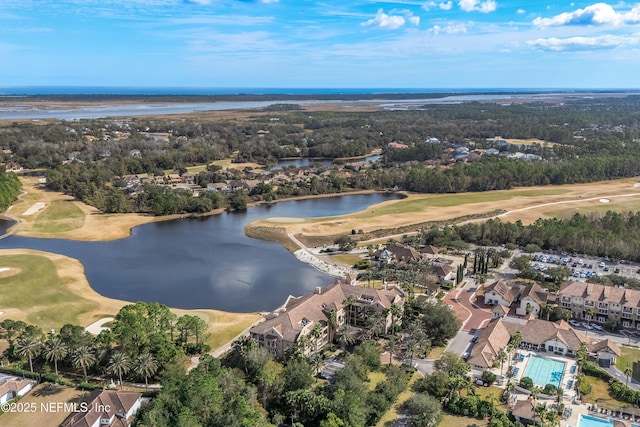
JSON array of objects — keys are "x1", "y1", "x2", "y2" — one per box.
[{"x1": 1, "y1": 1, "x2": 639, "y2": 89}]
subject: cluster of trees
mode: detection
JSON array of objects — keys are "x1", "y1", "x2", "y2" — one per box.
[
  {"x1": 0, "y1": 169, "x2": 21, "y2": 211},
  {"x1": 414, "y1": 211, "x2": 640, "y2": 264},
  {"x1": 4, "y1": 95, "x2": 640, "y2": 217},
  {"x1": 0, "y1": 302, "x2": 209, "y2": 387}
]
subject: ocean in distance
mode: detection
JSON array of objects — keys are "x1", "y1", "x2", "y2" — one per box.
[{"x1": 1, "y1": 86, "x2": 633, "y2": 96}]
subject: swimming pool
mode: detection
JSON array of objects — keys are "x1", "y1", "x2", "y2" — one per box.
[
  {"x1": 523, "y1": 355, "x2": 566, "y2": 388},
  {"x1": 578, "y1": 414, "x2": 613, "y2": 427}
]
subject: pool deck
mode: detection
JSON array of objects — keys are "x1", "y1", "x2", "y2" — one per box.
[{"x1": 511, "y1": 350, "x2": 578, "y2": 393}]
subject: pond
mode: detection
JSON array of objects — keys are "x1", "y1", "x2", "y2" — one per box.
[
  {"x1": 0, "y1": 193, "x2": 397, "y2": 312},
  {"x1": 271, "y1": 154, "x2": 381, "y2": 170}
]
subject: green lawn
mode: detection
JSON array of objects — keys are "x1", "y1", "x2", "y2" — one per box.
[
  {"x1": 616, "y1": 345, "x2": 640, "y2": 373},
  {"x1": 581, "y1": 376, "x2": 612, "y2": 404},
  {"x1": 0, "y1": 254, "x2": 98, "y2": 330},
  {"x1": 546, "y1": 200, "x2": 640, "y2": 218},
  {"x1": 376, "y1": 372, "x2": 420, "y2": 427},
  {"x1": 368, "y1": 371, "x2": 387, "y2": 391},
  {"x1": 32, "y1": 200, "x2": 85, "y2": 233},
  {"x1": 354, "y1": 189, "x2": 569, "y2": 218},
  {"x1": 330, "y1": 254, "x2": 364, "y2": 266},
  {"x1": 440, "y1": 414, "x2": 489, "y2": 427}
]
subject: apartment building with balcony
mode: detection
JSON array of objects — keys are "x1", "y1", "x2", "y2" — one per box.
[
  {"x1": 558, "y1": 281, "x2": 640, "y2": 330},
  {"x1": 249, "y1": 281, "x2": 404, "y2": 358}
]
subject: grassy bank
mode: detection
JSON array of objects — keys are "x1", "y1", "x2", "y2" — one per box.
[
  {"x1": 244, "y1": 224, "x2": 301, "y2": 253},
  {"x1": 0, "y1": 249, "x2": 260, "y2": 350}
]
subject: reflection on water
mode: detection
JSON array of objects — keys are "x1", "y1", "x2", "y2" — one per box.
[{"x1": 0, "y1": 193, "x2": 397, "y2": 312}]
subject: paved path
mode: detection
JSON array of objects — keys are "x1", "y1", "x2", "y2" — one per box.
[
  {"x1": 288, "y1": 232, "x2": 358, "y2": 278},
  {"x1": 84, "y1": 317, "x2": 114, "y2": 335}
]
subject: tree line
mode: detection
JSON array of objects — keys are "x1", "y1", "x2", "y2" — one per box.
[{"x1": 0, "y1": 302, "x2": 209, "y2": 387}]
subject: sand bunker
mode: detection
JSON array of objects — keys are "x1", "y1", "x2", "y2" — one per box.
[
  {"x1": 22, "y1": 202, "x2": 46, "y2": 216},
  {"x1": 599, "y1": 198, "x2": 610, "y2": 203}
]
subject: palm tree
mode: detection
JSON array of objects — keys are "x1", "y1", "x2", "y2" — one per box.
[
  {"x1": 327, "y1": 309, "x2": 338, "y2": 344},
  {"x1": 135, "y1": 353, "x2": 158, "y2": 390},
  {"x1": 533, "y1": 402, "x2": 547, "y2": 427},
  {"x1": 310, "y1": 324, "x2": 323, "y2": 354},
  {"x1": 384, "y1": 336, "x2": 398, "y2": 365},
  {"x1": 336, "y1": 323, "x2": 355, "y2": 350},
  {"x1": 72, "y1": 346, "x2": 96, "y2": 383},
  {"x1": 44, "y1": 337, "x2": 68, "y2": 376},
  {"x1": 624, "y1": 365, "x2": 632, "y2": 387},
  {"x1": 342, "y1": 294, "x2": 357, "y2": 326},
  {"x1": 389, "y1": 303, "x2": 403, "y2": 332},
  {"x1": 497, "y1": 350, "x2": 508, "y2": 376},
  {"x1": 546, "y1": 408, "x2": 560, "y2": 427},
  {"x1": 16, "y1": 336, "x2": 41, "y2": 373},
  {"x1": 108, "y1": 351, "x2": 131, "y2": 389}
]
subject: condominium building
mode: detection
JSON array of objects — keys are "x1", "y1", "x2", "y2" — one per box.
[
  {"x1": 558, "y1": 281, "x2": 640, "y2": 330},
  {"x1": 249, "y1": 281, "x2": 404, "y2": 358}
]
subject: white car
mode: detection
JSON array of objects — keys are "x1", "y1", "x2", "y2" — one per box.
[{"x1": 592, "y1": 324, "x2": 603, "y2": 331}]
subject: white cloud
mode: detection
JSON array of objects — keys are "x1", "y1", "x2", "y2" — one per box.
[
  {"x1": 527, "y1": 34, "x2": 640, "y2": 51},
  {"x1": 409, "y1": 15, "x2": 421, "y2": 25},
  {"x1": 428, "y1": 22, "x2": 468, "y2": 35},
  {"x1": 362, "y1": 9, "x2": 406, "y2": 29},
  {"x1": 422, "y1": 1, "x2": 453, "y2": 11},
  {"x1": 458, "y1": 0, "x2": 496, "y2": 13},
  {"x1": 516, "y1": 8, "x2": 525, "y2": 14},
  {"x1": 533, "y1": 3, "x2": 640, "y2": 27}
]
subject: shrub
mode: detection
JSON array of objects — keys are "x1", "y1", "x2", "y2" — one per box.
[
  {"x1": 482, "y1": 370, "x2": 497, "y2": 385},
  {"x1": 519, "y1": 376, "x2": 533, "y2": 390}
]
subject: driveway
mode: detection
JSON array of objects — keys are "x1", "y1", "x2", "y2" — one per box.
[{"x1": 442, "y1": 279, "x2": 493, "y2": 332}]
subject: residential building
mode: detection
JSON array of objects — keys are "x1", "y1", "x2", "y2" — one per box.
[
  {"x1": 431, "y1": 263, "x2": 455, "y2": 284},
  {"x1": 467, "y1": 316, "x2": 590, "y2": 368},
  {"x1": 484, "y1": 279, "x2": 519, "y2": 307},
  {"x1": 588, "y1": 339, "x2": 621, "y2": 367},
  {"x1": 60, "y1": 390, "x2": 143, "y2": 427},
  {"x1": 483, "y1": 280, "x2": 549, "y2": 317},
  {"x1": 373, "y1": 242, "x2": 422, "y2": 265},
  {"x1": 515, "y1": 283, "x2": 550, "y2": 317},
  {"x1": 249, "y1": 281, "x2": 404, "y2": 358},
  {"x1": 0, "y1": 374, "x2": 35, "y2": 404},
  {"x1": 558, "y1": 281, "x2": 640, "y2": 330}
]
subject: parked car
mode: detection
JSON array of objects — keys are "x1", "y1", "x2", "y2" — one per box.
[
  {"x1": 471, "y1": 335, "x2": 479, "y2": 343},
  {"x1": 592, "y1": 324, "x2": 603, "y2": 331}
]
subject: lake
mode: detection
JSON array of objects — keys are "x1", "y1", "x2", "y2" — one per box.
[
  {"x1": 271, "y1": 155, "x2": 381, "y2": 170},
  {"x1": 0, "y1": 193, "x2": 397, "y2": 312}
]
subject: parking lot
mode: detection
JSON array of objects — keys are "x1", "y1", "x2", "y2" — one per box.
[{"x1": 529, "y1": 251, "x2": 640, "y2": 283}]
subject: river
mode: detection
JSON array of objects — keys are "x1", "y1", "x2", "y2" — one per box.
[{"x1": 0, "y1": 193, "x2": 397, "y2": 312}]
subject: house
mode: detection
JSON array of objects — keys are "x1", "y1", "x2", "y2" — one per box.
[
  {"x1": 373, "y1": 242, "x2": 422, "y2": 265},
  {"x1": 0, "y1": 374, "x2": 35, "y2": 404},
  {"x1": 558, "y1": 281, "x2": 640, "y2": 330},
  {"x1": 483, "y1": 281, "x2": 548, "y2": 317},
  {"x1": 467, "y1": 317, "x2": 512, "y2": 369},
  {"x1": 207, "y1": 182, "x2": 229, "y2": 192},
  {"x1": 419, "y1": 245, "x2": 440, "y2": 257},
  {"x1": 431, "y1": 263, "x2": 455, "y2": 284},
  {"x1": 511, "y1": 399, "x2": 539, "y2": 425},
  {"x1": 515, "y1": 283, "x2": 549, "y2": 317},
  {"x1": 60, "y1": 390, "x2": 143, "y2": 427},
  {"x1": 467, "y1": 317, "x2": 589, "y2": 369},
  {"x1": 588, "y1": 339, "x2": 621, "y2": 368},
  {"x1": 492, "y1": 304, "x2": 509, "y2": 319},
  {"x1": 387, "y1": 142, "x2": 408, "y2": 149},
  {"x1": 484, "y1": 280, "x2": 519, "y2": 307},
  {"x1": 249, "y1": 281, "x2": 404, "y2": 358},
  {"x1": 4, "y1": 162, "x2": 23, "y2": 173}
]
